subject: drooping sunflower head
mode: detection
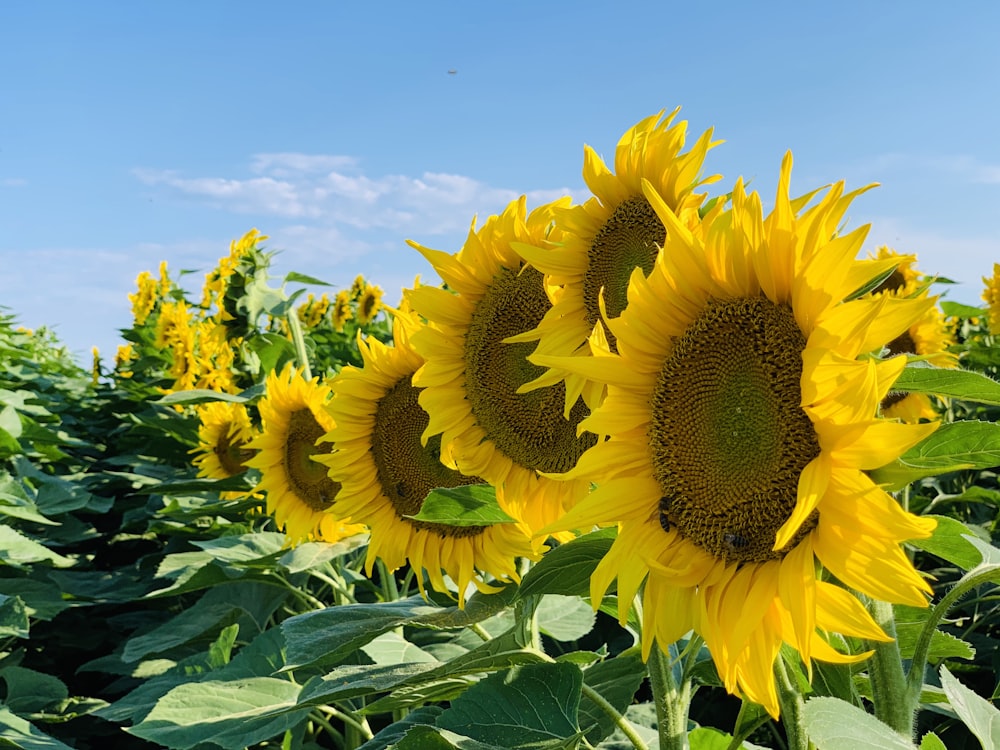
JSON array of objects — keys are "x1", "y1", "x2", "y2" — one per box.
[
  {"x1": 245, "y1": 363, "x2": 366, "y2": 545},
  {"x1": 321, "y1": 310, "x2": 535, "y2": 606},
  {"x1": 539, "y1": 153, "x2": 938, "y2": 718},
  {"x1": 406, "y1": 196, "x2": 597, "y2": 537},
  {"x1": 514, "y1": 107, "x2": 723, "y2": 358},
  {"x1": 868, "y1": 246, "x2": 956, "y2": 422},
  {"x1": 192, "y1": 401, "x2": 257, "y2": 480},
  {"x1": 982, "y1": 262, "x2": 1000, "y2": 334}
]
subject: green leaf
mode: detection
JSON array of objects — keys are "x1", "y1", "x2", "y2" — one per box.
[
  {"x1": 910, "y1": 515, "x2": 985, "y2": 570},
  {"x1": 362, "y1": 631, "x2": 439, "y2": 665},
  {"x1": 940, "y1": 301, "x2": 984, "y2": 318},
  {"x1": 128, "y1": 677, "x2": 306, "y2": 750},
  {"x1": 0, "y1": 706, "x2": 76, "y2": 750},
  {"x1": 518, "y1": 528, "x2": 616, "y2": 598},
  {"x1": 802, "y1": 696, "x2": 916, "y2": 749},
  {"x1": 578, "y1": 649, "x2": 646, "y2": 744},
  {"x1": 395, "y1": 726, "x2": 504, "y2": 750},
  {"x1": 363, "y1": 628, "x2": 544, "y2": 713},
  {"x1": 282, "y1": 588, "x2": 517, "y2": 671},
  {"x1": 939, "y1": 665, "x2": 1000, "y2": 749},
  {"x1": 0, "y1": 525, "x2": 74, "y2": 568},
  {"x1": 0, "y1": 665, "x2": 69, "y2": 714},
  {"x1": 895, "y1": 619, "x2": 974, "y2": 662},
  {"x1": 156, "y1": 389, "x2": 254, "y2": 405},
  {"x1": 918, "y1": 731, "x2": 947, "y2": 750},
  {"x1": 436, "y1": 662, "x2": 584, "y2": 749},
  {"x1": 356, "y1": 706, "x2": 444, "y2": 750},
  {"x1": 407, "y1": 484, "x2": 517, "y2": 526},
  {"x1": 536, "y1": 595, "x2": 597, "y2": 642},
  {"x1": 0, "y1": 593, "x2": 29, "y2": 638},
  {"x1": 871, "y1": 421, "x2": 1000, "y2": 489},
  {"x1": 298, "y1": 663, "x2": 437, "y2": 706},
  {"x1": 278, "y1": 538, "x2": 367, "y2": 573},
  {"x1": 892, "y1": 364, "x2": 1000, "y2": 406},
  {"x1": 285, "y1": 271, "x2": 332, "y2": 286}
]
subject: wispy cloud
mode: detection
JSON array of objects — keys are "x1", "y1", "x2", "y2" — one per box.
[
  {"x1": 134, "y1": 153, "x2": 584, "y2": 236},
  {"x1": 852, "y1": 153, "x2": 1000, "y2": 185},
  {"x1": 1, "y1": 177, "x2": 27, "y2": 187}
]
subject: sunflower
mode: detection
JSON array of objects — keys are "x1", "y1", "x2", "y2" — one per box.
[
  {"x1": 245, "y1": 364, "x2": 366, "y2": 545},
  {"x1": 129, "y1": 270, "x2": 159, "y2": 326},
  {"x1": 320, "y1": 311, "x2": 534, "y2": 605},
  {"x1": 331, "y1": 290, "x2": 353, "y2": 332},
  {"x1": 982, "y1": 262, "x2": 1000, "y2": 334},
  {"x1": 509, "y1": 108, "x2": 722, "y2": 414},
  {"x1": 192, "y1": 401, "x2": 257, "y2": 481},
  {"x1": 406, "y1": 196, "x2": 597, "y2": 537},
  {"x1": 536, "y1": 153, "x2": 939, "y2": 718},
  {"x1": 869, "y1": 247, "x2": 956, "y2": 422},
  {"x1": 358, "y1": 284, "x2": 384, "y2": 325}
]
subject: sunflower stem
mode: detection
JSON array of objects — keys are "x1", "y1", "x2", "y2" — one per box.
[
  {"x1": 646, "y1": 644, "x2": 691, "y2": 750},
  {"x1": 774, "y1": 654, "x2": 810, "y2": 750},
  {"x1": 865, "y1": 597, "x2": 914, "y2": 739},
  {"x1": 286, "y1": 310, "x2": 313, "y2": 381}
]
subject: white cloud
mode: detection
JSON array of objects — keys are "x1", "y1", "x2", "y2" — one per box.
[
  {"x1": 1, "y1": 177, "x2": 27, "y2": 187},
  {"x1": 134, "y1": 153, "x2": 586, "y2": 237}
]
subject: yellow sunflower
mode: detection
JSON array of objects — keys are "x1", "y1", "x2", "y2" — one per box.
[
  {"x1": 536, "y1": 153, "x2": 939, "y2": 718},
  {"x1": 192, "y1": 401, "x2": 257, "y2": 480},
  {"x1": 869, "y1": 247, "x2": 956, "y2": 422},
  {"x1": 331, "y1": 290, "x2": 353, "y2": 332},
  {"x1": 406, "y1": 196, "x2": 596, "y2": 538},
  {"x1": 245, "y1": 364, "x2": 366, "y2": 545},
  {"x1": 320, "y1": 311, "x2": 535, "y2": 606},
  {"x1": 982, "y1": 262, "x2": 1000, "y2": 334},
  {"x1": 129, "y1": 270, "x2": 159, "y2": 326},
  {"x1": 509, "y1": 108, "x2": 722, "y2": 414},
  {"x1": 358, "y1": 284, "x2": 384, "y2": 325}
]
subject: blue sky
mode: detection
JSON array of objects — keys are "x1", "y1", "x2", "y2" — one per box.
[{"x1": 2, "y1": 1, "x2": 999, "y2": 365}]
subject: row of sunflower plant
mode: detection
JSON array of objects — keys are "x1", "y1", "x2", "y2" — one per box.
[{"x1": 5, "y1": 109, "x2": 1000, "y2": 750}]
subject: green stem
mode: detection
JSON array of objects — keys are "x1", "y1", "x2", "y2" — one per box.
[
  {"x1": 581, "y1": 681, "x2": 650, "y2": 750},
  {"x1": 774, "y1": 655, "x2": 810, "y2": 750},
  {"x1": 907, "y1": 564, "x2": 1000, "y2": 708},
  {"x1": 286, "y1": 311, "x2": 313, "y2": 380},
  {"x1": 647, "y1": 644, "x2": 691, "y2": 750},
  {"x1": 377, "y1": 558, "x2": 400, "y2": 602},
  {"x1": 865, "y1": 597, "x2": 914, "y2": 739},
  {"x1": 316, "y1": 704, "x2": 374, "y2": 743}
]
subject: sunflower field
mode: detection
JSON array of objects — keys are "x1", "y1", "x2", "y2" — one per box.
[{"x1": 6, "y1": 109, "x2": 1000, "y2": 750}]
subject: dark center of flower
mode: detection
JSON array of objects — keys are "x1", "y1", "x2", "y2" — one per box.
[
  {"x1": 465, "y1": 264, "x2": 597, "y2": 474},
  {"x1": 583, "y1": 196, "x2": 665, "y2": 352},
  {"x1": 881, "y1": 331, "x2": 918, "y2": 409},
  {"x1": 371, "y1": 374, "x2": 484, "y2": 538},
  {"x1": 213, "y1": 430, "x2": 254, "y2": 476},
  {"x1": 872, "y1": 268, "x2": 906, "y2": 296},
  {"x1": 649, "y1": 297, "x2": 821, "y2": 564},
  {"x1": 285, "y1": 409, "x2": 340, "y2": 512}
]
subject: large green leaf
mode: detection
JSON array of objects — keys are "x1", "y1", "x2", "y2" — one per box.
[
  {"x1": 518, "y1": 528, "x2": 615, "y2": 598},
  {"x1": 435, "y1": 662, "x2": 584, "y2": 749},
  {"x1": 282, "y1": 588, "x2": 517, "y2": 671},
  {"x1": 536, "y1": 595, "x2": 597, "y2": 642},
  {"x1": 871, "y1": 421, "x2": 1000, "y2": 489},
  {"x1": 127, "y1": 677, "x2": 306, "y2": 749},
  {"x1": 892, "y1": 364, "x2": 1000, "y2": 406},
  {"x1": 910, "y1": 515, "x2": 986, "y2": 571},
  {"x1": 939, "y1": 665, "x2": 1000, "y2": 749},
  {"x1": 0, "y1": 665, "x2": 69, "y2": 714},
  {"x1": 0, "y1": 706, "x2": 76, "y2": 750},
  {"x1": 395, "y1": 726, "x2": 504, "y2": 749},
  {"x1": 363, "y1": 628, "x2": 546, "y2": 713},
  {"x1": 802, "y1": 696, "x2": 916, "y2": 749},
  {"x1": 408, "y1": 485, "x2": 517, "y2": 526},
  {"x1": 0, "y1": 525, "x2": 74, "y2": 568},
  {"x1": 356, "y1": 706, "x2": 445, "y2": 750}
]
